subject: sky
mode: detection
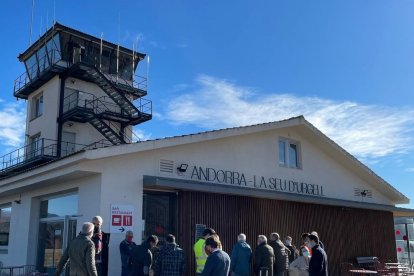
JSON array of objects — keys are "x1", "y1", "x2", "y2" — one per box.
[{"x1": 0, "y1": 0, "x2": 413, "y2": 208}]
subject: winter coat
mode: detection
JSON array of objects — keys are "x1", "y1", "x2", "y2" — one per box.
[
  {"x1": 308, "y1": 245, "x2": 328, "y2": 276},
  {"x1": 129, "y1": 241, "x2": 153, "y2": 276},
  {"x1": 201, "y1": 249, "x2": 231, "y2": 276},
  {"x1": 285, "y1": 244, "x2": 298, "y2": 263},
  {"x1": 254, "y1": 242, "x2": 275, "y2": 276},
  {"x1": 154, "y1": 243, "x2": 185, "y2": 276},
  {"x1": 120, "y1": 239, "x2": 137, "y2": 276},
  {"x1": 55, "y1": 233, "x2": 97, "y2": 276},
  {"x1": 289, "y1": 256, "x2": 310, "y2": 276},
  {"x1": 230, "y1": 241, "x2": 252, "y2": 276},
  {"x1": 269, "y1": 240, "x2": 290, "y2": 273}
]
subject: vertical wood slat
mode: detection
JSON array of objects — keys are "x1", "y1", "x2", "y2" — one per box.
[{"x1": 177, "y1": 191, "x2": 396, "y2": 276}]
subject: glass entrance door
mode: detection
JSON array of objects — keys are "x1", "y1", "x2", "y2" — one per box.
[
  {"x1": 37, "y1": 217, "x2": 77, "y2": 275},
  {"x1": 142, "y1": 191, "x2": 177, "y2": 244}
]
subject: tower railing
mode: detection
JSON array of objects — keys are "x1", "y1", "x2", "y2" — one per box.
[
  {"x1": 0, "y1": 138, "x2": 113, "y2": 175},
  {"x1": 62, "y1": 90, "x2": 152, "y2": 118},
  {"x1": 14, "y1": 49, "x2": 148, "y2": 98}
]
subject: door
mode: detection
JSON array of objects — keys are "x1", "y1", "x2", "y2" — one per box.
[
  {"x1": 61, "y1": 132, "x2": 76, "y2": 156},
  {"x1": 37, "y1": 217, "x2": 77, "y2": 275},
  {"x1": 142, "y1": 191, "x2": 177, "y2": 244}
]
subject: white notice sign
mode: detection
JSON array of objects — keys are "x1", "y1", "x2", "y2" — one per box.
[{"x1": 110, "y1": 204, "x2": 134, "y2": 234}]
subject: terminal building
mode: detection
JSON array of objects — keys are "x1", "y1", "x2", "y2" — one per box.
[{"x1": 0, "y1": 23, "x2": 413, "y2": 275}]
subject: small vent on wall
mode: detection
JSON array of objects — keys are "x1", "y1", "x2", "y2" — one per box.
[
  {"x1": 354, "y1": 188, "x2": 373, "y2": 198},
  {"x1": 160, "y1": 159, "x2": 174, "y2": 174}
]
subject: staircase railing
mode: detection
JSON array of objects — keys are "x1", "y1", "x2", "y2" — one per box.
[
  {"x1": 62, "y1": 90, "x2": 145, "y2": 144},
  {"x1": 62, "y1": 90, "x2": 151, "y2": 119}
]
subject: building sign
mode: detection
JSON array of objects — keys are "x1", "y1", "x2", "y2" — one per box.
[
  {"x1": 110, "y1": 204, "x2": 134, "y2": 234},
  {"x1": 179, "y1": 165, "x2": 324, "y2": 197}
]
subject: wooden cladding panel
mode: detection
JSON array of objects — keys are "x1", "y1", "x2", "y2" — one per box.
[{"x1": 177, "y1": 191, "x2": 396, "y2": 276}]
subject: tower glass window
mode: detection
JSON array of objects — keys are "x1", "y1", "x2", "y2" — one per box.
[{"x1": 278, "y1": 138, "x2": 301, "y2": 169}]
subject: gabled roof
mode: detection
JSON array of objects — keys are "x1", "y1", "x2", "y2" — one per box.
[
  {"x1": 0, "y1": 116, "x2": 409, "y2": 204},
  {"x1": 85, "y1": 115, "x2": 408, "y2": 204}
]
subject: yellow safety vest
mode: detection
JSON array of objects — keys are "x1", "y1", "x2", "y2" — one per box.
[{"x1": 194, "y1": 238, "x2": 208, "y2": 273}]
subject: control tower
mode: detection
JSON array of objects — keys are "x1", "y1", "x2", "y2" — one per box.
[{"x1": 1, "y1": 22, "x2": 152, "y2": 177}]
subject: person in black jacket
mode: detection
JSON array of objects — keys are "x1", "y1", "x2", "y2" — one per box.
[
  {"x1": 120, "y1": 231, "x2": 136, "y2": 276},
  {"x1": 129, "y1": 235, "x2": 159, "y2": 276},
  {"x1": 201, "y1": 235, "x2": 230, "y2": 276},
  {"x1": 307, "y1": 234, "x2": 328, "y2": 276},
  {"x1": 311, "y1": 231, "x2": 325, "y2": 250},
  {"x1": 254, "y1": 235, "x2": 275, "y2": 276},
  {"x1": 284, "y1": 236, "x2": 298, "y2": 263},
  {"x1": 269, "y1": 233, "x2": 290, "y2": 276}
]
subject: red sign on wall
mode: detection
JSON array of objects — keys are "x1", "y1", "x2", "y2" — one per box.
[{"x1": 110, "y1": 205, "x2": 135, "y2": 233}]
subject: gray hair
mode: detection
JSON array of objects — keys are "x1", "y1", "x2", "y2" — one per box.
[
  {"x1": 125, "y1": 230, "x2": 133, "y2": 237},
  {"x1": 270, "y1": 232, "x2": 280, "y2": 240},
  {"x1": 81, "y1": 222, "x2": 94, "y2": 236},
  {"x1": 238, "y1": 233, "x2": 246, "y2": 241},
  {"x1": 92, "y1": 216, "x2": 103, "y2": 224},
  {"x1": 311, "y1": 231, "x2": 319, "y2": 237},
  {"x1": 258, "y1": 235, "x2": 267, "y2": 244}
]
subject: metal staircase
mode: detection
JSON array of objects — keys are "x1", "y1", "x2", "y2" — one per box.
[
  {"x1": 89, "y1": 117, "x2": 125, "y2": 145},
  {"x1": 76, "y1": 64, "x2": 141, "y2": 118}
]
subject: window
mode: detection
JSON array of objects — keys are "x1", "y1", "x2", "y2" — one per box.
[
  {"x1": 0, "y1": 205, "x2": 11, "y2": 246},
  {"x1": 31, "y1": 93, "x2": 43, "y2": 119},
  {"x1": 28, "y1": 133, "x2": 41, "y2": 158},
  {"x1": 40, "y1": 194, "x2": 78, "y2": 218},
  {"x1": 279, "y1": 138, "x2": 301, "y2": 169}
]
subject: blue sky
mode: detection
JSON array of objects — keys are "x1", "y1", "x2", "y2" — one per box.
[{"x1": 0, "y1": 0, "x2": 413, "y2": 208}]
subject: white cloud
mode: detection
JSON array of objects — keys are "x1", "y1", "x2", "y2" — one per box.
[
  {"x1": 132, "y1": 127, "x2": 152, "y2": 142},
  {"x1": 0, "y1": 101, "x2": 26, "y2": 150},
  {"x1": 406, "y1": 168, "x2": 414, "y2": 172},
  {"x1": 166, "y1": 75, "x2": 414, "y2": 159}
]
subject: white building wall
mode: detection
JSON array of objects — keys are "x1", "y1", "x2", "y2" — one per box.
[
  {"x1": 0, "y1": 174, "x2": 102, "y2": 267},
  {"x1": 0, "y1": 120, "x2": 401, "y2": 273},
  {"x1": 26, "y1": 76, "x2": 61, "y2": 141}
]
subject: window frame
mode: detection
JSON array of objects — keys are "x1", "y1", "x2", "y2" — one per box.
[
  {"x1": 0, "y1": 204, "x2": 12, "y2": 250},
  {"x1": 278, "y1": 137, "x2": 302, "y2": 169},
  {"x1": 31, "y1": 92, "x2": 44, "y2": 120}
]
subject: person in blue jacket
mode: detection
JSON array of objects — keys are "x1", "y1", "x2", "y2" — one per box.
[
  {"x1": 230, "y1": 233, "x2": 252, "y2": 276},
  {"x1": 201, "y1": 236, "x2": 231, "y2": 276}
]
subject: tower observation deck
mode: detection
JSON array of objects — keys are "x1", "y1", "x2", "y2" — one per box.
[{"x1": 1, "y1": 22, "x2": 152, "y2": 178}]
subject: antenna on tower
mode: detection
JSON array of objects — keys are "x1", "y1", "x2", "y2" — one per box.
[
  {"x1": 53, "y1": 0, "x2": 56, "y2": 24},
  {"x1": 116, "y1": 12, "x2": 121, "y2": 82},
  {"x1": 29, "y1": 0, "x2": 35, "y2": 46},
  {"x1": 146, "y1": 55, "x2": 150, "y2": 90},
  {"x1": 39, "y1": 15, "x2": 43, "y2": 38}
]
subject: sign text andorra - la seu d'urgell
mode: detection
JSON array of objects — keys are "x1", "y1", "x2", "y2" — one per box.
[{"x1": 178, "y1": 165, "x2": 325, "y2": 197}]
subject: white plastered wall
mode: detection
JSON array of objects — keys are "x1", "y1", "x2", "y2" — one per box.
[{"x1": 0, "y1": 174, "x2": 101, "y2": 267}]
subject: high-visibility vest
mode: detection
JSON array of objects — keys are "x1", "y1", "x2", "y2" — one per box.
[{"x1": 194, "y1": 238, "x2": 208, "y2": 273}]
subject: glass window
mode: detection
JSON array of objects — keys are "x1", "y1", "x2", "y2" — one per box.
[
  {"x1": 279, "y1": 138, "x2": 301, "y2": 169},
  {"x1": 25, "y1": 54, "x2": 38, "y2": 80},
  {"x1": 37, "y1": 45, "x2": 48, "y2": 73},
  {"x1": 0, "y1": 206, "x2": 11, "y2": 246},
  {"x1": 31, "y1": 93, "x2": 43, "y2": 119},
  {"x1": 289, "y1": 143, "x2": 298, "y2": 168},
  {"x1": 28, "y1": 133, "x2": 41, "y2": 158},
  {"x1": 46, "y1": 34, "x2": 61, "y2": 63},
  {"x1": 278, "y1": 140, "x2": 286, "y2": 166},
  {"x1": 40, "y1": 194, "x2": 78, "y2": 218}
]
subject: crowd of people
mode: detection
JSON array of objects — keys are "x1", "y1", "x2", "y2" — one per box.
[{"x1": 55, "y1": 217, "x2": 328, "y2": 276}]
